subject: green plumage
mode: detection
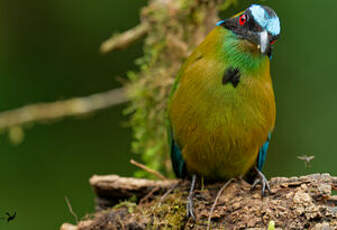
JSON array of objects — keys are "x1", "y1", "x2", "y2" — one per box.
[{"x1": 167, "y1": 27, "x2": 276, "y2": 180}]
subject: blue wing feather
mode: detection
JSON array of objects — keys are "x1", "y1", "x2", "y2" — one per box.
[
  {"x1": 170, "y1": 137, "x2": 185, "y2": 178},
  {"x1": 257, "y1": 132, "x2": 272, "y2": 170},
  {"x1": 167, "y1": 118, "x2": 186, "y2": 178}
]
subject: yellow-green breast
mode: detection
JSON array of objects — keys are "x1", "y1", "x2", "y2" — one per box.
[{"x1": 168, "y1": 27, "x2": 276, "y2": 180}]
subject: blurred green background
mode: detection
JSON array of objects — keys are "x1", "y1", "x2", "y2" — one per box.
[{"x1": 0, "y1": 0, "x2": 336, "y2": 229}]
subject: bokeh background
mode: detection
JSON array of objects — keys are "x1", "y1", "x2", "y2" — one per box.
[{"x1": 0, "y1": 0, "x2": 336, "y2": 229}]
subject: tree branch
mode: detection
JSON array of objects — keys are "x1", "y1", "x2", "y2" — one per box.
[
  {"x1": 89, "y1": 174, "x2": 177, "y2": 209},
  {"x1": 130, "y1": 159, "x2": 167, "y2": 180},
  {"x1": 0, "y1": 88, "x2": 127, "y2": 130},
  {"x1": 100, "y1": 23, "x2": 149, "y2": 53},
  {"x1": 60, "y1": 223, "x2": 78, "y2": 230}
]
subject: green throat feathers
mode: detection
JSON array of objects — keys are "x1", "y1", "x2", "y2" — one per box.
[{"x1": 216, "y1": 27, "x2": 269, "y2": 78}]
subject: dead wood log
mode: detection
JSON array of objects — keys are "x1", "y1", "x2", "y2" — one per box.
[
  {"x1": 90, "y1": 174, "x2": 178, "y2": 210},
  {"x1": 61, "y1": 173, "x2": 337, "y2": 230}
]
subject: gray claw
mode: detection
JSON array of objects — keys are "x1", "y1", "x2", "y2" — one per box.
[
  {"x1": 251, "y1": 167, "x2": 271, "y2": 196},
  {"x1": 187, "y1": 175, "x2": 196, "y2": 220},
  {"x1": 186, "y1": 197, "x2": 195, "y2": 220}
]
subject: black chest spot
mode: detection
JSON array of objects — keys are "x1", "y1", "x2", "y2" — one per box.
[{"x1": 222, "y1": 67, "x2": 241, "y2": 88}]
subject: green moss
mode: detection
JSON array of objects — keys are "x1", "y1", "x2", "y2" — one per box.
[
  {"x1": 268, "y1": 220, "x2": 276, "y2": 230},
  {"x1": 113, "y1": 200, "x2": 137, "y2": 214},
  {"x1": 143, "y1": 193, "x2": 186, "y2": 228}
]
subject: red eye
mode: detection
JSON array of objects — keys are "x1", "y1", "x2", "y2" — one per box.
[
  {"x1": 239, "y1": 15, "x2": 247, "y2": 26},
  {"x1": 270, "y1": 40, "x2": 277, "y2": 45}
]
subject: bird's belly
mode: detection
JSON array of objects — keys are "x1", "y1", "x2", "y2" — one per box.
[
  {"x1": 182, "y1": 126, "x2": 261, "y2": 179},
  {"x1": 183, "y1": 128, "x2": 259, "y2": 179},
  {"x1": 170, "y1": 86, "x2": 275, "y2": 180}
]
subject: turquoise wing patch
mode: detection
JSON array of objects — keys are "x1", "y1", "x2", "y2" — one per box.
[
  {"x1": 257, "y1": 132, "x2": 272, "y2": 170},
  {"x1": 170, "y1": 137, "x2": 186, "y2": 178}
]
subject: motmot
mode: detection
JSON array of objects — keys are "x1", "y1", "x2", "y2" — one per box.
[{"x1": 167, "y1": 4, "x2": 281, "y2": 218}]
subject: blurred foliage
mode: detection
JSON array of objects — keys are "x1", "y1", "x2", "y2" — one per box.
[{"x1": 125, "y1": 0, "x2": 237, "y2": 178}]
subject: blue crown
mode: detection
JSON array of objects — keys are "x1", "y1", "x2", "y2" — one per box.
[{"x1": 249, "y1": 4, "x2": 281, "y2": 36}]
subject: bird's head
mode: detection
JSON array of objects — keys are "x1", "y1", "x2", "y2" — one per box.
[{"x1": 217, "y1": 4, "x2": 281, "y2": 58}]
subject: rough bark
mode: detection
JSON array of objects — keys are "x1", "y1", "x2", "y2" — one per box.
[
  {"x1": 61, "y1": 173, "x2": 337, "y2": 230},
  {"x1": 90, "y1": 174, "x2": 178, "y2": 210}
]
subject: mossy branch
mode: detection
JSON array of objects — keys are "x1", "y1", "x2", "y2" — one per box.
[{"x1": 100, "y1": 23, "x2": 149, "y2": 53}]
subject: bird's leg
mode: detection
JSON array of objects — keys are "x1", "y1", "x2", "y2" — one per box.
[
  {"x1": 186, "y1": 174, "x2": 196, "y2": 220},
  {"x1": 251, "y1": 167, "x2": 271, "y2": 196}
]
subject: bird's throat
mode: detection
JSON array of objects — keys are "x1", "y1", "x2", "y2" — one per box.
[{"x1": 220, "y1": 29, "x2": 268, "y2": 75}]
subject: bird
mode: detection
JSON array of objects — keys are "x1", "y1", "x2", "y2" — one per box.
[
  {"x1": 297, "y1": 154, "x2": 315, "y2": 168},
  {"x1": 5, "y1": 212, "x2": 16, "y2": 222},
  {"x1": 167, "y1": 4, "x2": 281, "y2": 219},
  {"x1": 0, "y1": 211, "x2": 16, "y2": 222}
]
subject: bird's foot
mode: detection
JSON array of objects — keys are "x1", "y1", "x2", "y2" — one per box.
[
  {"x1": 251, "y1": 167, "x2": 271, "y2": 196},
  {"x1": 186, "y1": 174, "x2": 196, "y2": 220}
]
